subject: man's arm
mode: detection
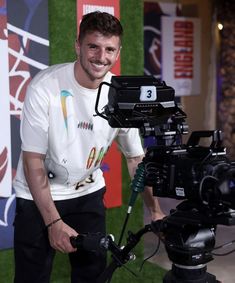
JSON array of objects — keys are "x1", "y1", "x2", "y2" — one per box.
[
  {"x1": 22, "y1": 151, "x2": 78, "y2": 253},
  {"x1": 125, "y1": 155, "x2": 165, "y2": 220}
]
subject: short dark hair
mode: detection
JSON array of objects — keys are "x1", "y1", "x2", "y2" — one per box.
[{"x1": 78, "y1": 11, "x2": 123, "y2": 43}]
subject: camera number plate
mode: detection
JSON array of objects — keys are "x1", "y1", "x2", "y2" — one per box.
[{"x1": 140, "y1": 86, "x2": 156, "y2": 101}]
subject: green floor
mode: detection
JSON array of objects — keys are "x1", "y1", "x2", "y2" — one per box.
[{"x1": 1, "y1": 247, "x2": 166, "y2": 283}]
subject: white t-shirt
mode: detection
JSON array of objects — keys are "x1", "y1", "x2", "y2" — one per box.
[{"x1": 13, "y1": 62, "x2": 144, "y2": 200}]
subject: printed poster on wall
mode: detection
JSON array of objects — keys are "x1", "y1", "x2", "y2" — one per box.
[
  {"x1": 0, "y1": 0, "x2": 49, "y2": 250},
  {"x1": 161, "y1": 16, "x2": 201, "y2": 96},
  {"x1": 0, "y1": 2, "x2": 12, "y2": 197},
  {"x1": 77, "y1": 0, "x2": 122, "y2": 208},
  {"x1": 144, "y1": 2, "x2": 181, "y2": 79}
]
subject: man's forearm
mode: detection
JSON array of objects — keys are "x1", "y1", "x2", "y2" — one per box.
[
  {"x1": 22, "y1": 151, "x2": 60, "y2": 226},
  {"x1": 141, "y1": 186, "x2": 165, "y2": 220},
  {"x1": 126, "y1": 154, "x2": 144, "y2": 179},
  {"x1": 22, "y1": 151, "x2": 78, "y2": 253}
]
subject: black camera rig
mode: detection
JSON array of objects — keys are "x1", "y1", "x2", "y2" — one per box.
[
  {"x1": 95, "y1": 75, "x2": 235, "y2": 215},
  {"x1": 72, "y1": 76, "x2": 235, "y2": 283}
]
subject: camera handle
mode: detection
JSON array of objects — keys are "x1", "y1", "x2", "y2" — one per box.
[
  {"x1": 95, "y1": 81, "x2": 115, "y2": 120},
  {"x1": 96, "y1": 224, "x2": 153, "y2": 283}
]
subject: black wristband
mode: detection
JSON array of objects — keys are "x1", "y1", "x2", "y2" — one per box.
[{"x1": 46, "y1": 218, "x2": 61, "y2": 228}]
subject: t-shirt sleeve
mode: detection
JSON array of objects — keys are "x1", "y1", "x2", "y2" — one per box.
[
  {"x1": 116, "y1": 128, "x2": 144, "y2": 158},
  {"x1": 20, "y1": 84, "x2": 49, "y2": 154}
]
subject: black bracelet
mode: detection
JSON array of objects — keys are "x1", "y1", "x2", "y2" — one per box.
[{"x1": 46, "y1": 218, "x2": 62, "y2": 228}]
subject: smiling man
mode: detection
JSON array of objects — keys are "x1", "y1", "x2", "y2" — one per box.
[{"x1": 13, "y1": 11, "x2": 164, "y2": 283}]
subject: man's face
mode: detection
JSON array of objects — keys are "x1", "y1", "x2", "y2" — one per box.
[{"x1": 75, "y1": 31, "x2": 121, "y2": 86}]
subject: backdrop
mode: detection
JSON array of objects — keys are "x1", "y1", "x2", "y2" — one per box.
[{"x1": 0, "y1": 0, "x2": 49, "y2": 250}]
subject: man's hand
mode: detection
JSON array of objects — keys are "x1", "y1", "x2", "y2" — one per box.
[{"x1": 48, "y1": 220, "x2": 78, "y2": 253}]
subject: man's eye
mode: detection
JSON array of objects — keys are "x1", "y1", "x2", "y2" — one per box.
[{"x1": 107, "y1": 48, "x2": 115, "y2": 53}]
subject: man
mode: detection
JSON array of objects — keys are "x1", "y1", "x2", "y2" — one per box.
[{"x1": 13, "y1": 11, "x2": 164, "y2": 283}]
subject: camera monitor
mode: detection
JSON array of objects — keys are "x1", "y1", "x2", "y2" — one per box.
[{"x1": 96, "y1": 76, "x2": 187, "y2": 129}]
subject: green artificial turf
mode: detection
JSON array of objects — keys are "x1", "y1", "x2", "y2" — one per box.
[
  {"x1": 48, "y1": 0, "x2": 77, "y2": 64},
  {"x1": 120, "y1": 0, "x2": 144, "y2": 75}
]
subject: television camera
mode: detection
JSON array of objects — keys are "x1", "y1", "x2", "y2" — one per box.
[{"x1": 71, "y1": 76, "x2": 235, "y2": 283}]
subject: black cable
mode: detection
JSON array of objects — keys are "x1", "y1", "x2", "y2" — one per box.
[
  {"x1": 213, "y1": 239, "x2": 235, "y2": 250},
  {"x1": 212, "y1": 248, "x2": 235, "y2": 256},
  {"x1": 139, "y1": 233, "x2": 161, "y2": 272},
  {"x1": 212, "y1": 239, "x2": 235, "y2": 256}
]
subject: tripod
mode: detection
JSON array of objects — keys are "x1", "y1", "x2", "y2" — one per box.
[{"x1": 163, "y1": 263, "x2": 219, "y2": 283}]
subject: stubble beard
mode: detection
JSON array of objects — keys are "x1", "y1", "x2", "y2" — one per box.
[{"x1": 79, "y1": 53, "x2": 110, "y2": 82}]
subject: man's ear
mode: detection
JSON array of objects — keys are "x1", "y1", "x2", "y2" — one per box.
[
  {"x1": 75, "y1": 40, "x2": 80, "y2": 57},
  {"x1": 116, "y1": 47, "x2": 121, "y2": 61}
]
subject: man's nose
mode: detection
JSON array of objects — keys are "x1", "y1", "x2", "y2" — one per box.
[{"x1": 96, "y1": 48, "x2": 106, "y2": 61}]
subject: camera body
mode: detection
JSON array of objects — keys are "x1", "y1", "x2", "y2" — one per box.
[
  {"x1": 96, "y1": 76, "x2": 235, "y2": 216},
  {"x1": 145, "y1": 132, "x2": 235, "y2": 210}
]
